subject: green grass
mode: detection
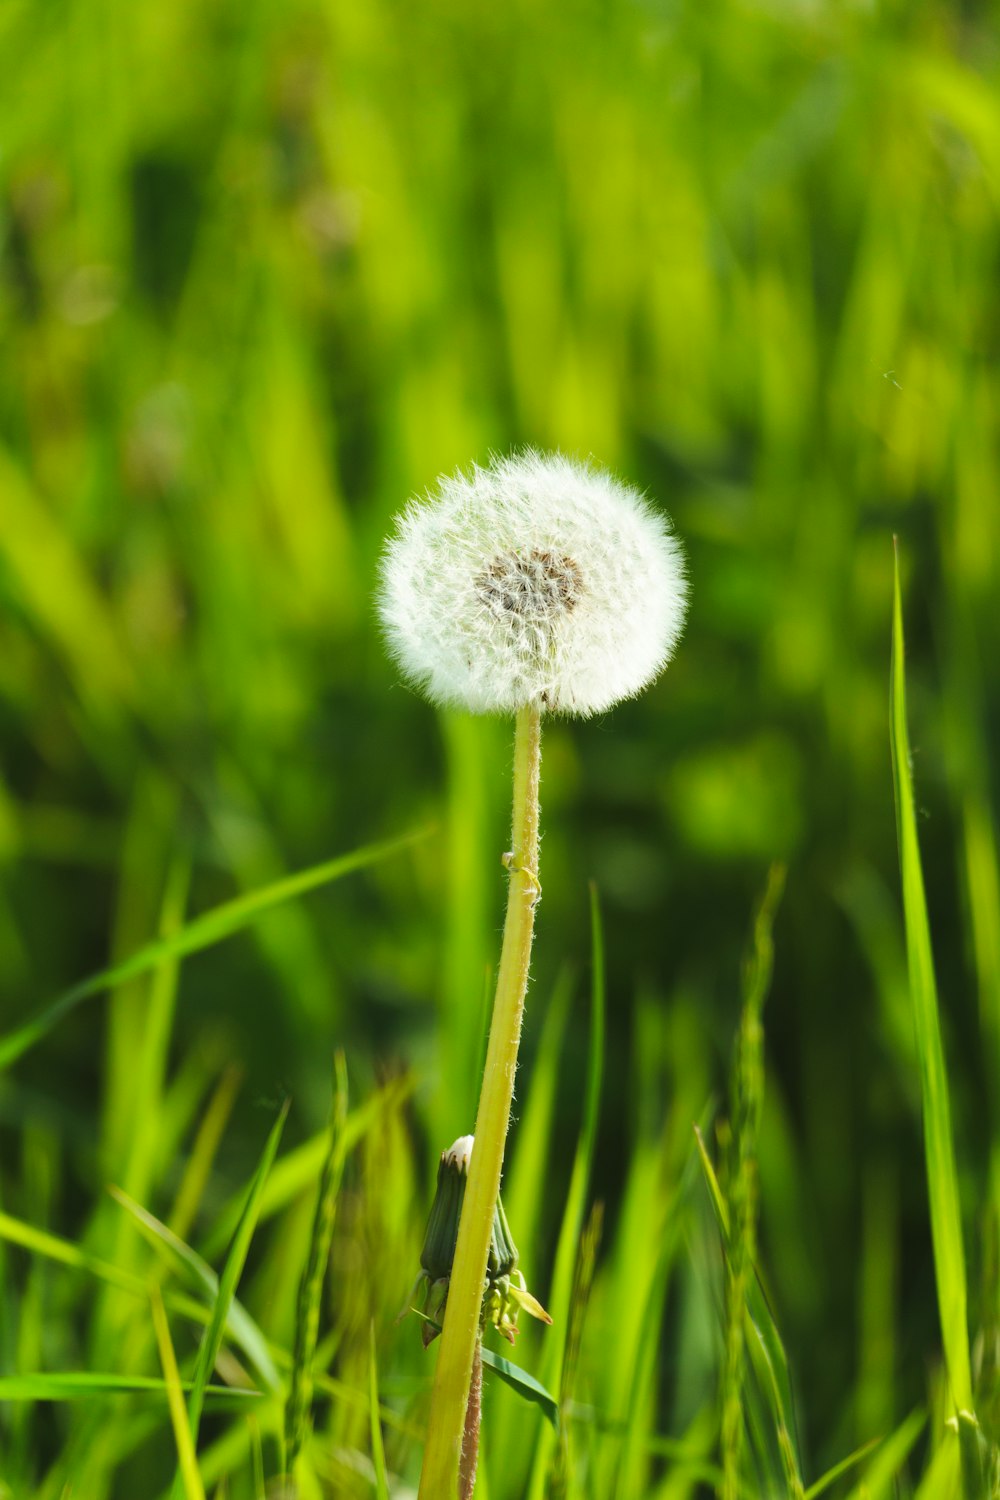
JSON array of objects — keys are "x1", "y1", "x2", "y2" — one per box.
[
  {"x1": 2, "y1": 0, "x2": 1000, "y2": 1492},
  {"x1": 890, "y1": 548, "x2": 973, "y2": 1420}
]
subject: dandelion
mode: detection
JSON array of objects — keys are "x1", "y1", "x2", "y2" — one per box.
[
  {"x1": 378, "y1": 449, "x2": 687, "y2": 717},
  {"x1": 379, "y1": 450, "x2": 687, "y2": 1499}
]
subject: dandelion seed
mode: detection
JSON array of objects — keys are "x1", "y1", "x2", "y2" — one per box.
[{"x1": 378, "y1": 450, "x2": 688, "y2": 716}]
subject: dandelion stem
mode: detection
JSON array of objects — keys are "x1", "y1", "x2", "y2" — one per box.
[
  {"x1": 418, "y1": 701, "x2": 542, "y2": 1499},
  {"x1": 459, "y1": 1339, "x2": 483, "y2": 1500}
]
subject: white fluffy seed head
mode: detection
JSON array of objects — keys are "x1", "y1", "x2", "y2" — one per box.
[{"x1": 378, "y1": 451, "x2": 688, "y2": 717}]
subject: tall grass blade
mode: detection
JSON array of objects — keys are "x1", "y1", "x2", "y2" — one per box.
[
  {"x1": 694, "y1": 1128, "x2": 803, "y2": 1492},
  {"x1": 722, "y1": 863, "x2": 786, "y2": 1500},
  {"x1": 108, "y1": 1185, "x2": 280, "y2": 1391},
  {"x1": 612, "y1": 1133, "x2": 704, "y2": 1500},
  {"x1": 151, "y1": 1287, "x2": 208, "y2": 1500},
  {"x1": 525, "y1": 883, "x2": 605, "y2": 1497},
  {"x1": 285, "y1": 1053, "x2": 348, "y2": 1473},
  {"x1": 889, "y1": 545, "x2": 973, "y2": 1415},
  {"x1": 169, "y1": 1102, "x2": 289, "y2": 1498},
  {"x1": 249, "y1": 1416, "x2": 266, "y2": 1500},
  {"x1": 502, "y1": 967, "x2": 573, "y2": 1253},
  {"x1": 0, "y1": 828, "x2": 431, "y2": 1070},
  {"x1": 369, "y1": 1321, "x2": 391, "y2": 1500},
  {"x1": 200, "y1": 1074, "x2": 414, "y2": 1259},
  {"x1": 168, "y1": 1064, "x2": 243, "y2": 1244}
]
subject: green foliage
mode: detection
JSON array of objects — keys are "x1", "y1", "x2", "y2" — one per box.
[
  {"x1": 2, "y1": 0, "x2": 999, "y2": 1493},
  {"x1": 0, "y1": 829, "x2": 430, "y2": 1069},
  {"x1": 890, "y1": 552, "x2": 973, "y2": 1418},
  {"x1": 717, "y1": 864, "x2": 793, "y2": 1499},
  {"x1": 169, "y1": 1101, "x2": 288, "y2": 1496},
  {"x1": 285, "y1": 1053, "x2": 348, "y2": 1473},
  {"x1": 369, "y1": 1321, "x2": 391, "y2": 1500}
]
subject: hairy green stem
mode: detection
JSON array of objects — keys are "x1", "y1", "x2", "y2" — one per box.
[
  {"x1": 459, "y1": 1339, "x2": 483, "y2": 1500},
  {"x1": 418, "y1": 702, "x2": 542, "y2": 1498}
]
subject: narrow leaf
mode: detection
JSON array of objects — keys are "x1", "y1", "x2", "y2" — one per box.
[
  {"x1": 804, "y1": 1438, "x2": 881, "y2": 1499},
  {"x1": 151, "y1": 1288, "x2": 207, "y2": 1500},
  {"x1": 369, "y1": 1322, "x2": 390, "y2": 1500},
  {"x1": 201, "y1": 1074, "x2": 413, "y2": 1260},
  {"x1": 109, "y1": 1185, "x2": 280, "y2": 1392},
  {"x1": 170, "y1": 1102, "x2": 288, "y2": 1499},
  {"x1": 0, "y1": 828, "x2": 431, "y2": 1069},
  {"x1": 845, "y1": 1407, "x2": 926, "y2": 1500},
  {"x1": 481, "y1": 1347, "x2": 559, "y2": 1430},
  {"x1": 0, "y1": 1373, "x2": 259, "y2": 1402},
  {"x1": 890, "y1": 544, "x2": 973, "y2": 1413},
  {"x1": 694, "y1": 1127, "x2": 803, "y2": 1487},
  {"x1": 285, "y1": 1054, "x2": 349, "y2": 1471}
]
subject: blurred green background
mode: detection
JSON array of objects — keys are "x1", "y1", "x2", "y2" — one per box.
[{"x1": 2, "y1": 0, "x2": 1000, "y2": 1493}]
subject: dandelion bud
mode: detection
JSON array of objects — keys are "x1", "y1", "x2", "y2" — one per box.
[
  {"x1": 406, "y1": 1134, "x2": 550, "y2": 1347},
  {"x1": 378, "y1": 450, "x2": 688, "y2": 716}
]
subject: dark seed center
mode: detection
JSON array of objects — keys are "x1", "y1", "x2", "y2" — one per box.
[{"x1": 476, "y1": 549, "x2": 583, "y2": 620}]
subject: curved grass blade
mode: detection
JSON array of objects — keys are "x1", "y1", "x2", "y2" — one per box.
[
  {"x1": 108, "y1": 1185, "x2": 280, "y2": 1392},
  {"x1": 0, "y1": 827, "x2": 432, "y2": 1070},
  {"x1": 0, "y1": 1373, "x2": 261, "y2": 1403},
  {"x1": 0, "y1": 1205, "x2": 418, "y2": 1443},
  {"x1": 890, "y1": 545, "x2": 973, "y2": 1415},
  {"x1": 0, "y1": 1209, "x2": 250, "y2": 1344},
  {"x1": 844, "y1": 1407, "x2": 926, "y2": 1500},
  {"x1": 803, "y1": 1437, "x2": 880, "y2": 1499},
  {"x1": 169, "y1": 1102, "x2": 288, "y2": 1499}
]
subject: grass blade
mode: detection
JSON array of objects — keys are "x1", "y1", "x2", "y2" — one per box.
[
  {"x1": 524, "y1": 883, "x2": 605, "y2": 1497},
  {"x1": 168, "y1": 1064, "x2": 243, "y2": 1244},
  {"x1": 694, "y1": 1128, "x2": 802, "y2": 1491},
  {"x1": 548, "y1": 885, "x2": 605, "y2": 1352},
  {"x1": 0, "y1": 1210, "x2": 148, "y2": 1297},
  {"x1": 369, "y1": 1321, "x2": 390, "y2": 1500},
  {"x1": 0, "y1": 1373, "x2": 260, "y2": 1402},
  {"x1": 803, "y1": 1437, "x2": 880, "y2": 1498},
  {"x1": 890, "y1": 544, "x2": 973, "y2": 1414},
  {"x1": 285, "y1": 1053, "x2": 348, "y2": 1472},
  {"x1": 108, "y1": 1185, "x2": 280, "y2": 1392},
  {"x1": 170, "y1": 1101, "x2": 288, "y2": 1497},
  {"x1": 0, "y1": 827, "x2": 431, "y2": 1070},
  {"x1": 0, "y1": 1208, "x2": 253, "y2": 1344},
  {"x1": 722, "y1": 864, "x2": 787, "y2": 1499},
  {"x1": 151, "y1": 1288, "x2": 208, "y2": 1500},
  {"x1": 200, "y1": 1074, "x2": 414, "y2": 1260},
  {"x1": 844, "y1": 1407, "x2": 926, "y2": 1500}
]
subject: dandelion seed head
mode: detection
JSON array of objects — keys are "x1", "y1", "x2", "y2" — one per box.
[{"x1": 378, "y1": 450, "x2": 688, "y2": 716}]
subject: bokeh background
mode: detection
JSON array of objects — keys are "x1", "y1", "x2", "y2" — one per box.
[{"x1": 2, "y1": 0, "x2": 999, "y2": 1494}]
